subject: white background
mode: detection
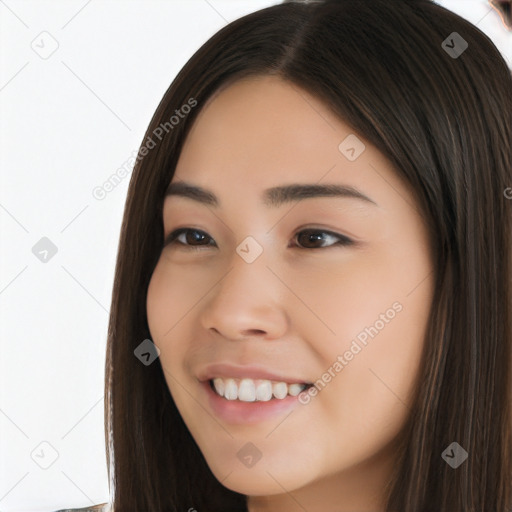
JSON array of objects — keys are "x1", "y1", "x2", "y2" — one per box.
[{"x1": 0, "y1": 1, "x2": 510, "y2": 511}]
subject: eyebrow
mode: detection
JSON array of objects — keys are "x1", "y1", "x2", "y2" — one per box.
[{"x1": 165, "y1": 181, "x2": 378, "y2": 208}]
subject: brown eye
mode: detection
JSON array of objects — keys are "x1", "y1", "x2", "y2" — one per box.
[
  {"x1": 294, "y1": 229, "x2": 353, "y2": 249},
  {"x1": 164, "y1": 227, "x2": 353, "y2": 251},
  {"x1": 164, "y1": 228, "x2": 215, "y2": 248}
]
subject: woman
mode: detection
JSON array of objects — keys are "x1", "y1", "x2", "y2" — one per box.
[{"x1": 97, "y1": 0, "x2": 512, "y2": 510}]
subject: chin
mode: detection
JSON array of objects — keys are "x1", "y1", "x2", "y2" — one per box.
[
  {"x1": 216, "y1": 470, "x2": 301, "y2": 496},
  {"x1": 207, "y1": 454, "x2": 316, "y2": 496}
]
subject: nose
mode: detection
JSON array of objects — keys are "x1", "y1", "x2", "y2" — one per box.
[{"x1": 199, "y1": 252, "x2": 289, "y2": 342}]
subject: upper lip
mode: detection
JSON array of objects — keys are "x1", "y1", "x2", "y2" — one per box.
[{"x1": 196, "y1": 362, "x2": 311, "y2": 384}]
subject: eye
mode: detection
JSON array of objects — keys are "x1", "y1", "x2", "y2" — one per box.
[
  {"x1": 163, "y1": 227, "x2": 354, "y2": 250},
  {"x1": 164, "y1": 228, "x2": 216, "y2": 250},
  {"x1": 292, "y1": 228, "x2": 354, "y2": 249}
]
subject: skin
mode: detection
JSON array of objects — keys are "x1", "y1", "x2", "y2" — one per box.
[{"x1": 146, "y1": 75, "x2": 434, "y2": 512}]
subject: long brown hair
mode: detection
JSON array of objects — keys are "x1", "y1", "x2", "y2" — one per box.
[{"x1": 104, "y1": 1, "x2": 512, "y2": 510}]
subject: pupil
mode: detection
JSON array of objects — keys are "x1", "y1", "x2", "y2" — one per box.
[
  {"x1": 301, "y1": 230, "x2": 322, "y2": 247},
  {"x1": 189, "y1": 231, "x2": 206, "y2": 244}
]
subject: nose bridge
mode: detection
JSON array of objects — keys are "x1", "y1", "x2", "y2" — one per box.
[
  {"x1": 199, "y1": 239, "x2": 288, "y2": 339},
  {"x1": 220, "y1": 232, "x2": 274, "y2": 296}
]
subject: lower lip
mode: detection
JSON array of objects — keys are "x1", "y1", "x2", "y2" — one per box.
[{"x1": 200, "y1": 380, "x2": 304, "y2": 425}]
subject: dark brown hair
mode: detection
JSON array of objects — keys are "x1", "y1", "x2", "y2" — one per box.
[{"x1": 104, "y1": 0, "x2": 512, "y2": 510}]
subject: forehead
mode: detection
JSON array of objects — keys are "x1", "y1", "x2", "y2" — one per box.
[
  {"x1": 178, "y1": 76, "x2": 343, "y2": 172},
  {"x1": 170, "y1": 75, "x2": 410, "y2": 211}
]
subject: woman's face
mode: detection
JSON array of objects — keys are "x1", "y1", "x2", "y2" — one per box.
[{"x1": 146, "y1": 75, "x2": 434, "y2": 511}]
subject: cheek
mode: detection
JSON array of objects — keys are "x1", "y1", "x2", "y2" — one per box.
[
  {"x1": 146, "y1": 262, "x2": 194, "y2": 409},
  {"x1": 307, "y1": 242, "x2": 432, "y2": 461},
  {"x1": 307, "y1": 296, "x2": 429, "y2": 473},
  {"x1": 146, "y1": 259, "x2": 192, "y2": 374},
  {"x1": 146, "y1": 257, "x2": 216, "y2": 396},
  {"x1": 146, "y1": 262, "x2": 171, "y2": 343},
  {"x1": 146, "y1": 256, "x2": 202, "y2": 342},
  {"x1": 290, "y1": 240, "x2": 431, "y2": 347}
]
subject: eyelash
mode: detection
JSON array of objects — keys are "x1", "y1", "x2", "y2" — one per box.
[{"x1": 163, "y1": 227, "x2": 354, "y2": 251}]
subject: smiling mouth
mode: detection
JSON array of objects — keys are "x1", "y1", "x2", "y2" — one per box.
[{"x1": 209, "y1": 377, "x2": 313, "y2": 402}]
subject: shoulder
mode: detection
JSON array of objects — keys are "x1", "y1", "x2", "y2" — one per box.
[{"x1": 53, "y1": 504, "x2": 111, "y2": 512}]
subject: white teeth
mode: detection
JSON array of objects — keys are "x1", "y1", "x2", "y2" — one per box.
[
  {"x1": 255, "y1": 380, "x2": 273, "y2": 402},
  {"x1": 287, "y1": 383, "x2": 304, "y2": 396},
  {"x1": 238, "y1": 379, "x2": 256, "y2": 402},
  {"x1": 224, "y1": 378, "x2": 238, "y2": 400},
  {"x1": 212, "y1": 378, "x2": 225, "y2": 397},
  {"x1": 210, "y1": 377, "x2": 307, "y2": 401},
  {"x1": 272, "y1": 382, "x2": 288, "y2": 399}
]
